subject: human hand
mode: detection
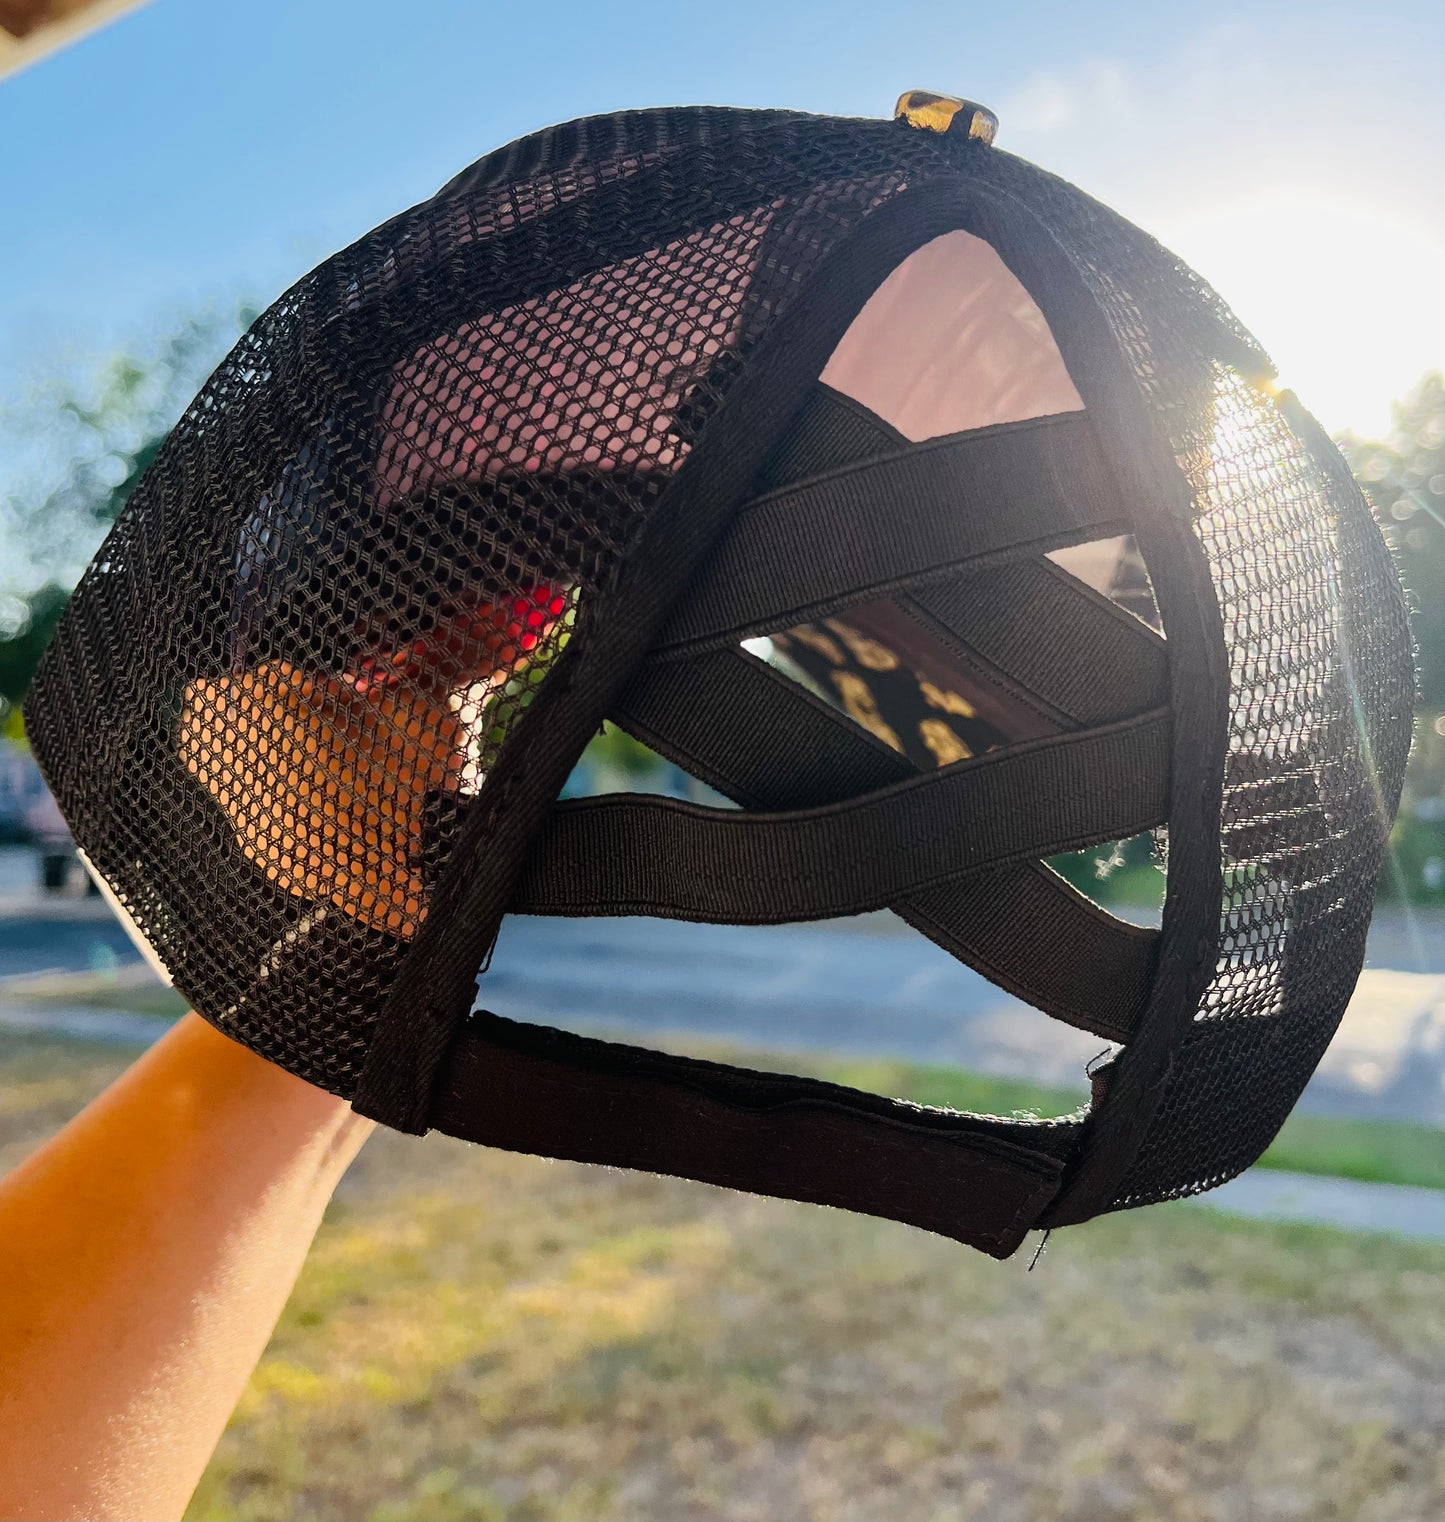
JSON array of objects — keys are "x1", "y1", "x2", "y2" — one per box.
[{"x1": 179, "y1": 588, "x2": 565, "y2": 937}]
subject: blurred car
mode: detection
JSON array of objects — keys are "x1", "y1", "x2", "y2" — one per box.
[
  {"x1": 24, "y1": 784, "x2": 79, "y2": 891},
  {"x1": 0, "y1": 735, "x2": 43, "y2": 843},
  {"x1": 0, "y1": 738, "x2": 93, "y2": 892}
]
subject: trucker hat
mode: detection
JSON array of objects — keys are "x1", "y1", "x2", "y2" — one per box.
[{"x1": 25, "y1": 93, "x2": 1414, "y2": 1257}]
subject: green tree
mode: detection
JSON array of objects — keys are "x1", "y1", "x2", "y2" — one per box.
[
  {"x1": 0, "y1": 584, "x2": 69, "y2": 735},
  {"x1": 0, "y1": 310, "x2": 252, "y2": 731},
  {"x1": 1341, "y1": 371, "x2": 1445, "y2": 713},
  {"x1": 1342, "y1": 373, "x2": 1445, "y2": 902}
]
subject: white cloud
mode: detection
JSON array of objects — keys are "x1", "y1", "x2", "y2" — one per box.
[{"x1": 998, "y1": 58, "x2": 1133, "y2": 137}]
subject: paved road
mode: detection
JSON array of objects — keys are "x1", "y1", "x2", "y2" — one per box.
[
  {"x1": 5, "y1": 848, "x2": 1444, "y2": 1241},
  {"x1": 483, "y1": 913, "x2": 1105, "y2": 1098},
  {"x1": 1194, "y1": 1170, "x2": 1445, "y2": 1241},
  {"x1": 485, "y1": 914, "x2": 1445, "y2": 1127},
  {"x1": 0, "y1": 910, "x2": 139, "y2": 980},
  {"x1": 4, "y1": 846, "x2": 1444, "y2": 1126}
]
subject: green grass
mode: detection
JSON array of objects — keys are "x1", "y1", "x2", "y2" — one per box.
[
  {"x1": 3, "y1": 1033, "x2": 1443, "y2": 1522},
  {"x1": 54, "y1": 982, "x2": 191, "y2": 1017},
  {"x1": 1259, "y1": 1110, "x2": 1445, "y2": 1191},
  {"x1": 12, "y1": 985, "x2": 1445, "y2": 1191},
  {"x1": 190, "y1": 1128, "x2": 1445, "y2": 1522},
  {"x1": 816, "y1": 1052, "x2": 1445, "y2": 1191},
  {"x1": 623, "y1": 1033, "x2": 1445, "y2": 1192}
]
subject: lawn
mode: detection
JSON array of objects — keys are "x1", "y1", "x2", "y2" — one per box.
[
  {"x1": 2, "y1": 1032, "x2": 1443, "y2": 1522},
  {"x1": 795, "y1": 1050, "x2": 1445, "y2": 1193},
  {"x1": 10, "y1": 991, "x2": 1445, "y2": 1192}
]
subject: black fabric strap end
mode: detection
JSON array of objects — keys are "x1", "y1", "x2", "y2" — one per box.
[{"x1": 433, "y1": 1013, "x2": 1065, "y2": 1259}]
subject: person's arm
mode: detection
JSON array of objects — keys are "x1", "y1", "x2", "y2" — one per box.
[
  {"x1": 0, "y1": 604, "x2": 553, "y2": 1520},
  {"x1": 0, "y1": 1012, "x2": 373, "y2": 1522}
]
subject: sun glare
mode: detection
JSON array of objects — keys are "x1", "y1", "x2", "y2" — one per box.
[{"x1": 1166, "y1": 192, "x2": 1445, "y2": 439}]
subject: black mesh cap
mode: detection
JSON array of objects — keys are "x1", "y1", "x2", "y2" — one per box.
[{"x1": 25, "y1": 99, "x2": 1414, "y2": 1258}]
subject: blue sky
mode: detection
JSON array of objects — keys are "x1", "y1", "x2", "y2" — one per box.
[{"x1": 1, "y1": 0, "x2": 1442, "y2": 443}]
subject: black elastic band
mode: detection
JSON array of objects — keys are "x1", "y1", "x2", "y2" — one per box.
[
  {"x1": 612, "y1": 646, "x2": 1158, "y2": 1042},
  {"x1": 432, "y1": 1011, "x2": 1067, "y2": 1258},
  {"x1": 615, "y1": 645, "x2": 911, "y2": 809},
  {"x1": 512, "y1": 709, "x2": 1170, "y2": 923},
  {"x1": 907, "y1": 558, "x2": 1168, "y2": 728},
  {"x1": 654, "y1": 411, "x2": 1125, "y2": 656},
  {"x1": 895, "y1": 871, "x2": 1155, "y2": 1045},
  {"x1": 751, "y1": 381, "x2": 908, "y2": 492}
]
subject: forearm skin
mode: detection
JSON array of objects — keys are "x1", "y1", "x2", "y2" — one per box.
[{"x1": 0, "y1": 1013, "x2": 373, "y2": 1522}]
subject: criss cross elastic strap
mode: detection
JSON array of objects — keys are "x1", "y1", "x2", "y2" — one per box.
[
  {"x1": 355, "y1": 180, "x2": 1182, "y2": 1257},
  {"x1": 608, "y1": 635, "x2": 1163, "y2": 1046},
  {"x1": 653, "y1": 410, "x2": 1126, "y2": 655},
  {"x1": 522, "y1": 386, "x2": 1170, "y2": 1045},
  {"x1": 424, "y1": 407, "x2": 1172, "y2": 1256}
]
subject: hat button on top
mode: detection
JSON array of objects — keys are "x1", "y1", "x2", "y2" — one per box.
[{"x1": 893, "y1": 90, "x2": 999, "y2": 145}]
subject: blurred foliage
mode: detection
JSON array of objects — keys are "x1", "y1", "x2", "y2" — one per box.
[
  {"x1": 0, "y1": 584, "x2": 68, "y2": 730},
  {"x1": 0, "y1": 308, "x2": 254, "y2": 719},
  {"x1": 1384, "y1": 716, "x2": 1445, "y2": 905},
  {"x1": 1342, "y1": 373, "x2": 1445, "y2": 903},
  {"x1": 1049, "y1": 831, "x2": 1165, "y2": 911},
  {"x1": 1342, "y1": 372, "x2": 1445, "y2": 712},
  {"x1": 585, "y1": 721, "x2": 668, "y2": 779}
]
